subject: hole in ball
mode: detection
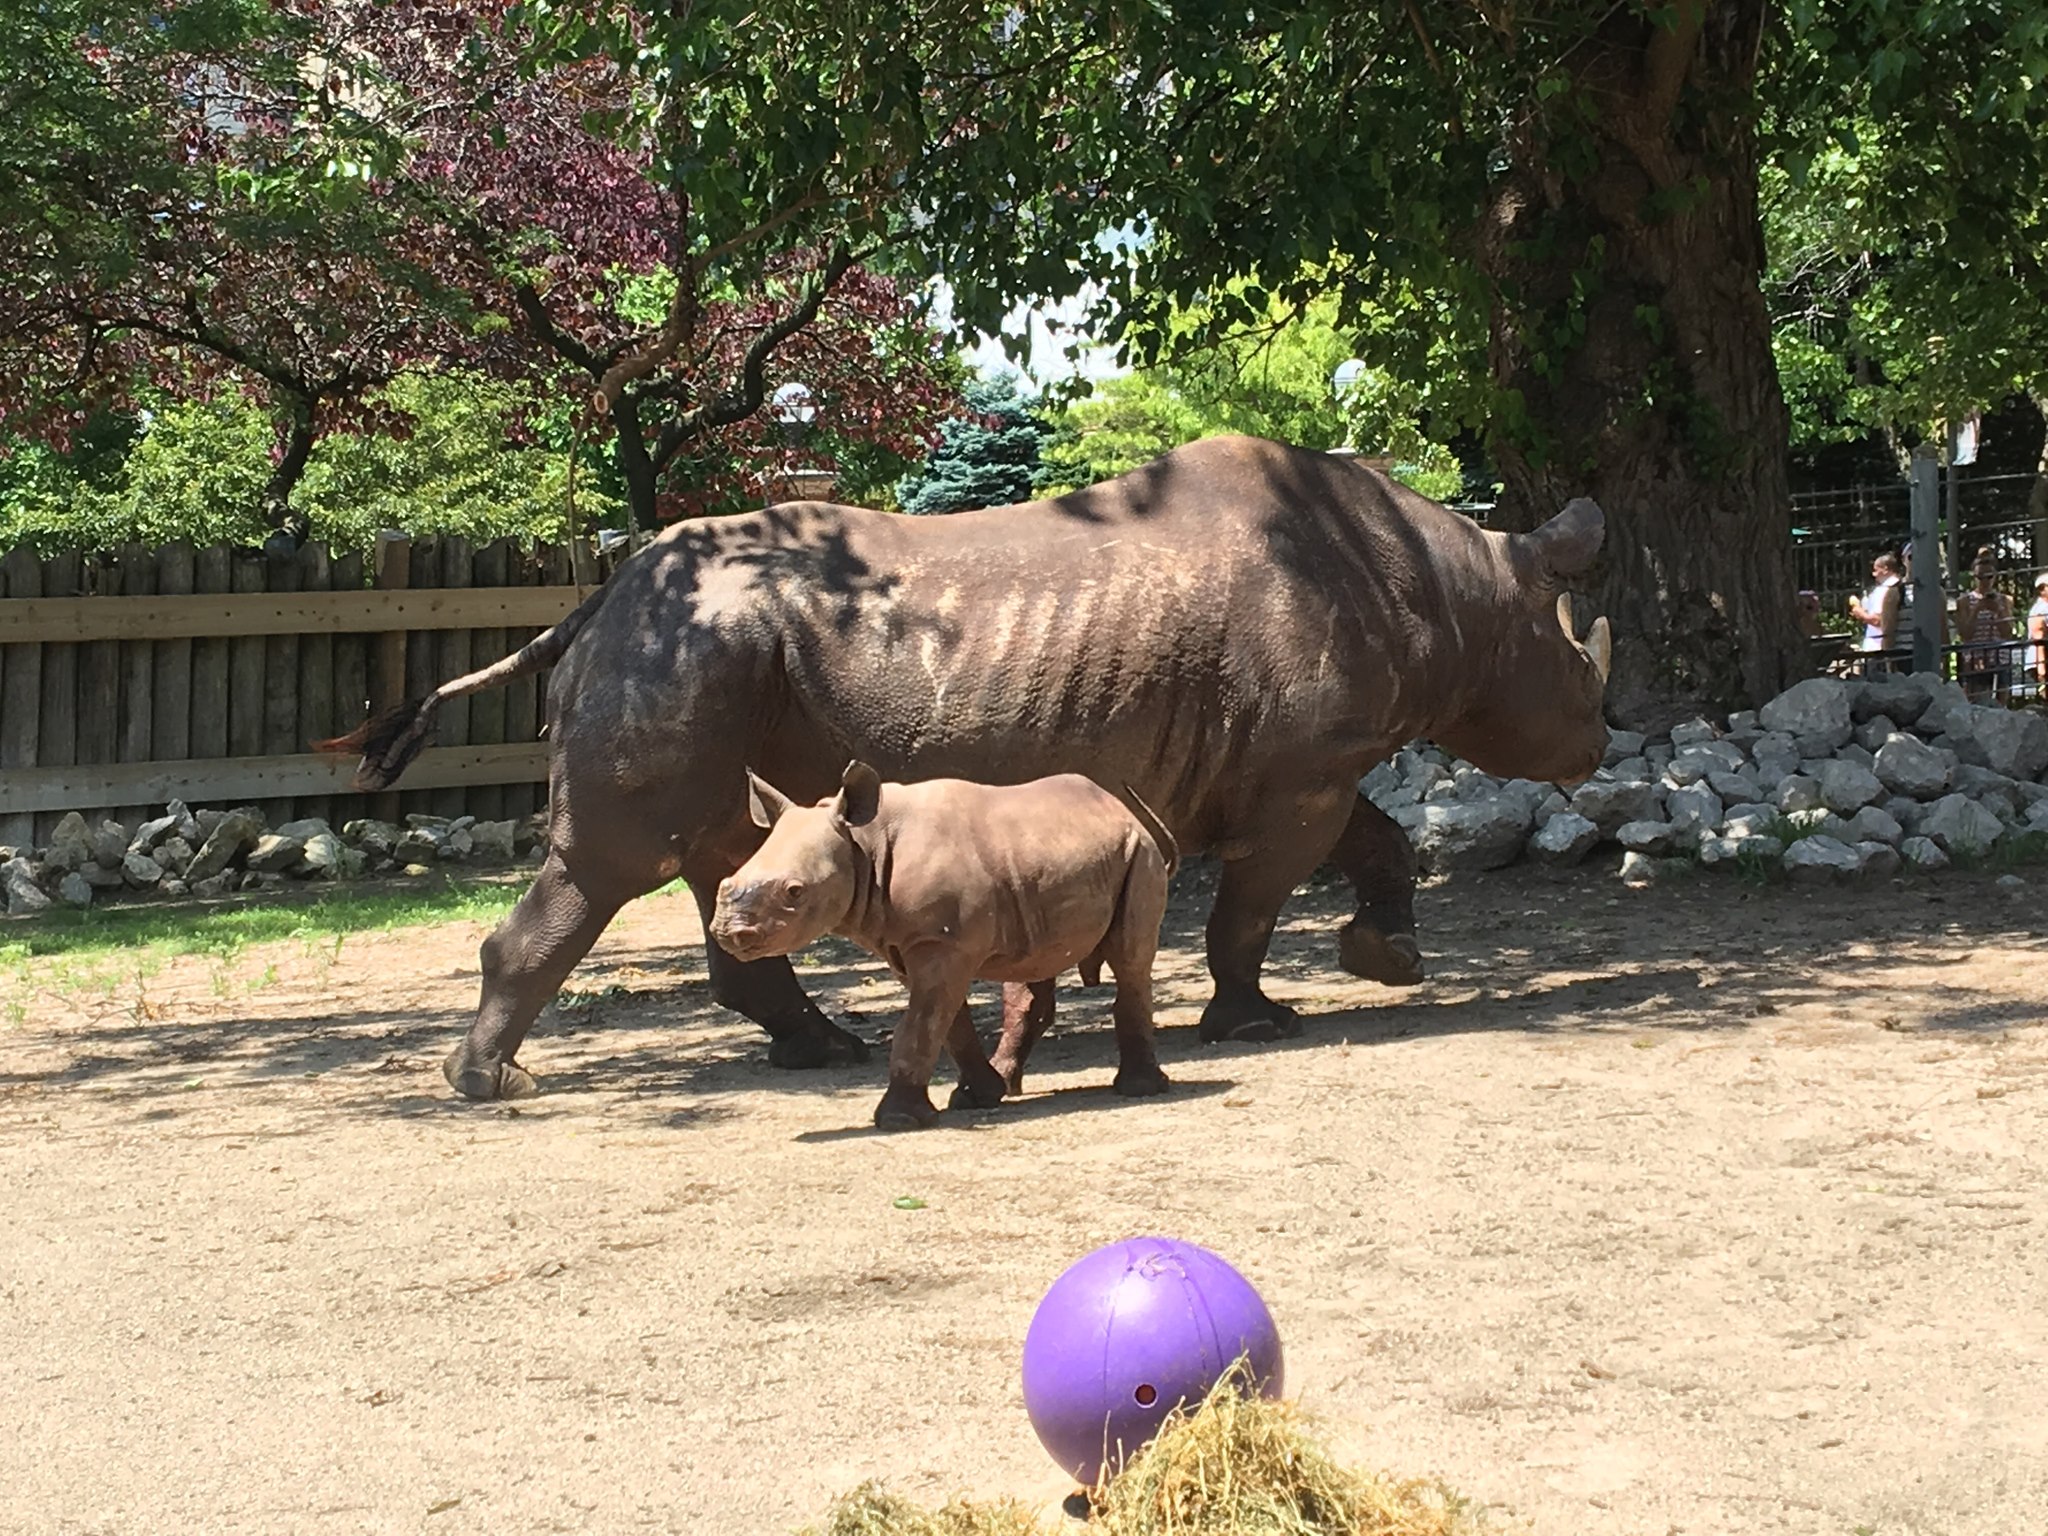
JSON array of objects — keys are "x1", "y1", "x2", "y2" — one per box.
[{"x1": 1133, "y1": 1383, "x2": 1158, "y2": 1407}]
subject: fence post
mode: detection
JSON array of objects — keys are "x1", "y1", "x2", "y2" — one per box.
[{"x1": 1910, "y1": 445, "x2": 1943, "y2": 678}]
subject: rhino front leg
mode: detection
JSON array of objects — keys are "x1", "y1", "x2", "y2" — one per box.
[
  {"x1": 876, "y1": 955, "x2": 973, "y2": 1130},
  {"x1": 690, "y1": 880, "x2": 869, "y2": 1067},
  {"x1": 444, "y1": 852, "x2": 627, "y2": 1101},
  {"x1": 1199, "y1": 793, "x2": 1352, "y2": 1044},
  {"x1": 1329, "y1": 791, "x2": 1425, "y2": 987}
]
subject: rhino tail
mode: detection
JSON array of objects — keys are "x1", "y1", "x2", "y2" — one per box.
[
  {"x1": 1121, "y1": 785, "x2": 1179, "y2": 877},
  {"x1": 315, "y1": 582, "x2": 613, "y2": 791}
]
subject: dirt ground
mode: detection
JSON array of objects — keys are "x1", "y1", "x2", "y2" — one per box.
[{"x1": 3, "y1": 859, "x2": 2046, "y2": 1536}]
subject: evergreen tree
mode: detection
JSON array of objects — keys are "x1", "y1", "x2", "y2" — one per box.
[{"x1": 895, "y1": 376, "x2": 1049, "y2": 515}]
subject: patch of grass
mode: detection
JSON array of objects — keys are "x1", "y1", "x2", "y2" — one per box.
[
  {"x1": 0, "y1": 874, "x2": 535, "y2": 973},
  {"x1": 1988, "y1": 829, "x2": 2048, "y2": 869}
]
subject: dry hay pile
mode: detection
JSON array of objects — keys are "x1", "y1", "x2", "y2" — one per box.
[{"x1": 798, "y1": 1380, "x2": 1470, "y2": 1536}]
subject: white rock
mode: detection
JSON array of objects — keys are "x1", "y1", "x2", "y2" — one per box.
[
  {"x1": 1917, "y1": 794, "x2": 2004, "y2": 855},
  {"x1": 1854, "y1": 715, "x2": 1901, "y2": 753},
  {"x1": 1873, "y1": 734, "x2": 1952, "y2": 799},
  {"x1": 470, "y1": 820, "x2": 519, "y2": 861},
  {"x1": 121, "y1": 852, "x2": 164, "y2": 887},
  {"x1": 1900, "y1": 835, "x2": 1950, "y2": 870},
  {"x1": 1996, "y1": 873, "x2": 2027, "y2": 893},
  {"x1": 1603, "y1": 727, "x2": 1647, "y2": 764},
  {"x1": 1708, "y1": 769, "x2": 1764, "y2": 804},
  {"x1": 244, "y1": 833, "x2": 306, "y2": 874},
  {"x1": 1664, "y1": 756, "x2": 1711, "y2": 788},
  {"x1": 1699, "y1": 833, "x2": 1782, "y2": 867},
  {"x1": 1852, "y1": 675, "x2": 1933, "y2": 726},
  {"x1": 1619, "y1": 850, "x2": 1691, "y2": 886},
  {"x1": 3, "y1": 858, "x2": 51, "y2": 915},
  {"x1": 1953, "y1": 765, "x2": 2023, "y2": 819},
  {"x1": 1669, "y1": 718, "x2": 1719, "y2": 747},
  {"x1": 273, "y1": 817, "x2": 334, "y2": 843},
  {"x1": 1775, "y1": 775, "x2": 1823, "y2": 814},
  {"x1": 57, "y1": 870, "x2": 94, "y2": 908},
  {"x1": 1360, "y1": 762, "x2": 1400, "y2": 801},
  {"x1": 1969, "y1": 707, "x2": 2048, "y2": 782},
  {"x1": 1817, "y1": 760, "x2": 1884, "y2": 814},
  {"x1": 1607, "y1": 756, "x2": 1654, "y2": 784},
  {"x1": 1783, "y1": 835, "x2": 1863, "y2": 884},
  {"x1": 1857, "y1": 841, "x2": 1903, "y2": 880},
  {"x1": 1846, "y1": 806, "x2": 1904, "y2": 846},
  {"x1": 1394, "y1": 797, "x2": 1534, "y2": 872},
  {"x1": 1617, "y1": 819, "x2": 1685, "y2": 854},
  {"x1": 1759, "y1": 677, "x2": 1853, "y2": 750},
  {"x1": 2027, "y1": 800, "x2": 2048, "y2": 834},
  {"x1": 1722, "y1": 810, "x2": 1778, "y2": 841},
  {"x1": 1665, "y1": 783, "x2": 1723, "y2": 834},
  {"x1": 1533, "y1": 790, "x2": 1572, "y2": 824},
  {"x1": 1727, "y1": 710, "x2": 1760, "y2": 733},
  {"x1": 1528, "y1": 812, "x2": 1601, "y2": 866},
  {"x1": 1784, "y1": 808, "x2": 1855, "y2": 843},
  {"x1": 1570, "y1": 779, "x2": 1663, "y2": 836},
  {"x1": 44, "y1": 811, "x2": 92, "y2": 872}
]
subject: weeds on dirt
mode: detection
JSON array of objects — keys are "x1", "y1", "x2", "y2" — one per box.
[{"x1": 797, "y1": 1376, "x2": 1472, "y2": 1536}]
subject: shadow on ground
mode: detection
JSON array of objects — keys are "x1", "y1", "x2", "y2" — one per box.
[{"x1": 5, "y1": 862, "x2": 2043, "y2": 1128}]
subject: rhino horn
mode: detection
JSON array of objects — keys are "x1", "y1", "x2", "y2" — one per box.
[
  {"x1": 1523, "y1": 497, "x2": 1605, "y2": 581},
  {"x1": 1583, "y1": 616, "x2": 1612, "y2": 684},
  {"x1": 746, "y1": 768, "x2": 794, "y2": 829}
]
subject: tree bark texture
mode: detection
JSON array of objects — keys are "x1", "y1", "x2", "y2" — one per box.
[{"x1": 1479, "y1": 0, "x2": 1807, "y2": 730}]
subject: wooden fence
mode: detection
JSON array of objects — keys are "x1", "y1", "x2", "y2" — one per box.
[{"x1": 0, "y1": 533, "x2": 621, "y2": 848}]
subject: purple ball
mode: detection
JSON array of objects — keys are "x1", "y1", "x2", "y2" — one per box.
[{"x1": 1020, "y1": 1237, "x2": 1284, "y2": 1485}]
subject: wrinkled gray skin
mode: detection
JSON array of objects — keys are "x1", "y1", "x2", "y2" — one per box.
[
  {"x1": 373, "y1": 435, "x2": 1609, "y2": 1101},
  {"x1": 709, "y1": 763, "x2": 1177, "y2": 1129}
]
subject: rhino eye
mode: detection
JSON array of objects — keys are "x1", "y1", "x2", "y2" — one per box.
[{"x1": 783, "y1": 880, "x2": 806, "y2": 905}]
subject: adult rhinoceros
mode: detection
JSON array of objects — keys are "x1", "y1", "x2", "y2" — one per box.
[{"x1": 333, "y1": 435, "x2": 1611, "y2": 1101}]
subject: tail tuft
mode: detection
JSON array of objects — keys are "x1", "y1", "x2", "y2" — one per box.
[{"x1": 313, "y1": 696, "x2": 441, "y2": 791}]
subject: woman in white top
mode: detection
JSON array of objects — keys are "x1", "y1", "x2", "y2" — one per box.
[
  {"x1": 1848, "y1": 551, "x2": 1903, "y2": 669},
  {"x1": 2029, "y1": 574, "x2": 2048, "y2": 695}
]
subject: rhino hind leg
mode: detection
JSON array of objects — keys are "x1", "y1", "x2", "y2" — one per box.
[
  {"x1": 1198, "y1": 798, "x2": 1355, "y2": 1044},
  {"x1": 985, "y1": 978, "x2": 1057, "y2": 1096},
  {"x1": 1101, "y1": 875, "x2": 1170, "y2": 1099},
  {"x1": 944, "y1": 1004, "x2": 1007, "y2": 1112},
  {"x1": 444, "y1": 851, "x2": 629, "y2": 1101},
  {"x1": 1329, "y1": 792, "x2": 1425, "y2": 987},
  {"x1": 689, "y1": 880, "x2": 870, "y2": 1068}
]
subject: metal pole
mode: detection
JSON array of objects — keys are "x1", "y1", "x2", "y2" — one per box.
[
  {"x1": 1910, "y1": 445, "x2": 1943, "y2": 677},
  {"x1": 1944, "y1": 437, "x2": 1961, "y2": 602}
]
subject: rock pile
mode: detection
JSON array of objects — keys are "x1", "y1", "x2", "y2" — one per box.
[
  {"x1": 1363, "y1": 672, "x2": 2048, "y2": 886},
  {"x1": 1, "y1": 802, "x2": 547, "y2": 914}
]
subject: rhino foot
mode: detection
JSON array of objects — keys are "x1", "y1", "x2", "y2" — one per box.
[
  {"x1": 1112, "y1": 1063, "x2": 1170, "y2": 1097},
  {"x1": 1337, "y1": 922, "x2": 1425, "y2": 987},
  {"x1": 766, "y1": 1018, "x2": 871, "y2": 1069},
  {"x1": 873, "y1": 1082, "x2": 938, "y2": 1131},
  {"x1": 1197, "y1": 992, "x2": 1303, "y2": 1045},
  {"x1": 948, "y1": 1065, "x2": 1008, "y2": 1112},
  {"x1": 442, "y1": 1048, "x2": 538, "y2": 1102}
]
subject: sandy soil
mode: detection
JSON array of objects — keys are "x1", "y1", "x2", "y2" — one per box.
[{"x1": 3, "y1": 860, "x2": 2046, "y2": 1536}]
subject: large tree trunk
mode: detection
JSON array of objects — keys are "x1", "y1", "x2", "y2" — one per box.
[
  {"x1": 262, "y1": 398, "x2": 318, "y2": 540},
  {"x1": 1479, "y1": 0, "x2": 1806, "y2": 731},
  {"x1": 609, "y1": 394, "x2": 657, "y2": 538}
]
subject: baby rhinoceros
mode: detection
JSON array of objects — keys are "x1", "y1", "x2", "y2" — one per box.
[{"x1": 709, "y1": 761, "x2": 1178, "y2": 1130}]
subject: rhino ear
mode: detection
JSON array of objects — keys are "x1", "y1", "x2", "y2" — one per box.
[
  {"x1": 1520, "y1": 497, "x2": 1605, "y2": 583},
  {"x1": 833, "y1": 760, "x2": 882, "y2": 828},
  {"x1": 746, "y1": 768, "x2": 793, "y2": 830}
]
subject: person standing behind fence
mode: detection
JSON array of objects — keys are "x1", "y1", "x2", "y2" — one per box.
[
  {"x1": 1848, "y1": 550, "x2": 1903, "y2": 673},
  {"x1": 1956, "y1": 547, "x2": 2017, "y2": 701},
  {"x1": 2030, "y1": 574, "x2": 2048, "y2": 694}
]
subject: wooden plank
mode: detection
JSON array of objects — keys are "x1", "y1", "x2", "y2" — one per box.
[
  {"x1": 0, "y1": 547, "x2": 42, "y2": 849},
  {"x1": 295, "y1": 542, "x2": 334, "y2": 828},
  {"x1": 0, "y1": 742, "x2": 551, "y2": 816},
  {"x1": 115, "y1": 542, "x2": 158, "y2": 828},
  {"x1": 151, "y1": 543, "x2": 195, "y2": 765},
  {"x1": 329, "y1": 548, "x2": 369, "y2": 827},
  {"x1": 227, "y1": 551, "x2": 267, "y2": 762},
  {"x1": 0, "y1": 585, "x2": 587, "y2": 643},
  {"x1": 260, "y1": 538, "x2": 302, "y2": 825},
  {"x1": 401, "y1": 540, "x2": 441, "y2": 823},
  {"x1": 33, "y1": 551, "x2": 80, "y2": 844},
  {"x1": 430, "y1": 537, "x2": 474, "y2": 819},
  {"x1": 188, "y1": 545, "x2": 232, "y2": 764},
  {"x1": 501, "y1": 541, "x2": 541, "y2": 819},
  {"x1": 466, "y1": 539, "x2": 510, "y2": 822},
  {"x1": 367, "y1": 533, "x2": 410, "y2": 826},
  {"x1": 76, "y1": 556, "x2": 122, "y2": 784}
]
